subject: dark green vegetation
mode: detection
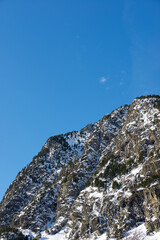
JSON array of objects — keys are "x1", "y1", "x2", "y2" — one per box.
[
  {"x1": 33, "y1": 147, "x2": 50, "y2": 161},
  {"x1": 103, "y1": 158, "x2": 128, "y2": 180},
  {"x1": 95, "y1": 178, "x2": 105, "y2": 188},
  {"x1": 137, "y1": 174, "x2": 160, "y2": 189},
  {"x1": 0, "y1": 228, "x2": 29, "y2": 240},
  {"x1": 156, "y1": 99, "x2": 160, "y2": 111},
  {"x1": 136, "y1": 94, "x2": 160, "y2": 100},
  {"x1": 112, "y1": 180, "x2": 121, "y2": 189}
]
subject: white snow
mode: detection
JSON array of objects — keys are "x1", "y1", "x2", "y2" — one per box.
[
  {"x1": 40, "y1": 228, "x2": 66, "y2": 240},
  {"x1": 19, "y1": 228, "x2": 36, "y2": 238},
  {"x1": 89, "y1": 190, "x2": 103, "y2": 199},
  {"x1": 122, "y1": 223, "x2": 160, "y2": 240},
  {"x1": 65, "y1": 131, "x2": 89, "y2": 149},
  {"x1": 37, "y1": 224, "x2": 160, "y2": 240},
  {"x1": 151, "y1": 216, "x2": 157, "y2": 222},
  {"x1": 123, "y1": 190, "x2": 132, "y2": 198},
  {"x1": 131, "y1": 165, "x2": 142, "y2": 175},
  {"x1": 77, "y1": 205, "x2": 83, "y2": 212},
  {"x1": 98, "y1": 233, "x2": 107, "y2": 240}
]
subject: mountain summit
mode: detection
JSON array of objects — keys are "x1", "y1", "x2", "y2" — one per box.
[{"x1": 0, "y1": 95, "x2": 160, "y2": 240}]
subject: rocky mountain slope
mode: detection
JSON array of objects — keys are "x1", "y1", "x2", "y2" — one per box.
[{"x1": 0, "y1": 95, "x2": 160, "y2": 240}]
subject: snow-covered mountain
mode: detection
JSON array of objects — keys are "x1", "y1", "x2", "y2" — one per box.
[{"x1": 0, "y1": 95, "x2": 160, "y2": 240}]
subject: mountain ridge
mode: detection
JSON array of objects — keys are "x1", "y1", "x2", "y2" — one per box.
[{"x1": 0, "y1": 95, "x2": 160, "y2": 240}]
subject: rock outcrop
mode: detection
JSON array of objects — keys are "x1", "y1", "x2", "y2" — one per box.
[{"x1": 0, "y1": 95, "x2": 160, "y2": 240}]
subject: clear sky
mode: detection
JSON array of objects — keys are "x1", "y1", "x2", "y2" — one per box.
[{"x1": 0, "y1": 0, "x2": 160, "y2": 201}]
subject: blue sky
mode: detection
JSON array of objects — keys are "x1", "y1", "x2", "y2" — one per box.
[{"x1": 0, "y1": 0, "x2": 160, "y2": 201}]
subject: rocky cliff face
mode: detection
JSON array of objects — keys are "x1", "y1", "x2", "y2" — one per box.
[{"x1": 0, "y1": 95, "x2": 160, "y2": 240}]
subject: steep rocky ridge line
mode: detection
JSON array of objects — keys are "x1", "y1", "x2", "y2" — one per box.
[{"x1": 0, "y1": 95, "x2": 160, "y2": 240}]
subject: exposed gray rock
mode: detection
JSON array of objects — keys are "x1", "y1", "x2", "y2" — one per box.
[{"x1": 0, "y1": 95, "x2": 160, "y2": 239}]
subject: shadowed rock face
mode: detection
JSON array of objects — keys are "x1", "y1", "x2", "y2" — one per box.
[{"x1": 0, "y1": 95, "x2": 160, "y2": 240}]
